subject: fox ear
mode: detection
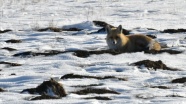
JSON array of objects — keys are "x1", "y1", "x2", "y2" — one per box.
[
  {"x1": 117, "y1": 25, "x2": 123, "y2": 34},
  {"x1": 106, "y1": 25, "x2": 111, "y2": 34}
]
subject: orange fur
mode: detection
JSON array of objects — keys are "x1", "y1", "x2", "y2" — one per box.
[{"x1": 106, "y1": 25, "x2": 161, "y2": 52}]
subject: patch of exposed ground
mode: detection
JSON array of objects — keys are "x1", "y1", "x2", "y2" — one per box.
[
  {"x1": 92, "y1": 20, "x2": 130, "y2": 35},
  {"x1": 13, "y1": 50, "x2": 66, "y2": 57},
  {"x1": 0, "y1": 29, "x2": 12, "y2": 34},
  {"x1": 0, "y1": 88, "x2": 5, "y2": 92},
  {"x1": 135, "y1": 93, "x2": 155, "y2": 99},
  {"x1": 71, "y1": 83, "x2": 104, "y2": 88},
  {"x1": 149, "y1": 85, "x2": 170, "y2": 89},
  {"x1": 144, "y1": 49, "x2": 183, "y2": 54},
  {"x1": 0, "y1": 61, "x2": 22, "y2": 67},
  {"x1": 36, "y1": 27, "x2": 82, "y2": 32},
  {"x1": 131, "y1": 60, "x2": 180, "y2": 71},
  {"x1": 171, "y1": 77, "x2": 186, "y2": 83},
  {"x1": 5, "y1": 39, "x2": 22, "y2": 43},
  {"x1": 1, "y1": 47, "x2": 17, "y2": 51},
  {"x1": 161, "y1": 29, "x2": 186, "y2": 33},
  {"x1": 21, "y1": 78, "x2": 67, "y2": 100},
  {"x1": 61, "y1": 73, "x2": 127, "y2": 81},
  {"x1": 72, "y1": 87, "x2": 120, "y2": 95},
  {"x1": 30, "y1": 95, "x2": 60, "y2": 100},
  {"x1": 84, "y1": 96, "x2": 112, "y2": 100},
  {"x1": 166, "y1": 95, "x2": 185, "y2": 98}
]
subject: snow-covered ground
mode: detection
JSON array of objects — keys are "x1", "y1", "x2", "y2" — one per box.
[{"x1": 0, "y1": 0, "x2": 186, "y2": 103}]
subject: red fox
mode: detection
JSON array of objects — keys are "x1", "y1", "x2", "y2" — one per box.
[{"x1": 106, "y1": 25, "x2": 161, "y2": 52}]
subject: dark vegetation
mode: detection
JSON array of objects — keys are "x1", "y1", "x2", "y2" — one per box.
[
  {"x1": 36, "y1": 27, "x2": 82, "y2": 32},
  {"x1": 149, "y1": 85, "x2": 170, "y2": 89},
  {"x1": 5, "y1": 39, "x2": 22, "y2": 43},
  {"x1": 1, "y1": 47, "x2": 17, "y2": 51},
  {"x1": 166, "y1": 95, "x2": 185, "y2": 98},
  {"x1": 13, "y1": 50, "x2": 66, "y2": 57},
  {"x1": 10, "y1": 73, "x2": 16, "y2": 76},
  {"x1": 84, "y1": 96, "x2": 112, "y2": 100},
  {"x1": 71, "y1": 83, "x2": 104, "y2": 88},
  {"x1": 0, "y1": 61, "x2": 22, "y2": 67},
  {"x1": 0, "y1": 29, "x2": 12, "y2": 34},
  {"x1": 146, "y1": 35, "x2": 157, "y2": 39},
  {"x1": 61, "y1": 73, "x2": 127, "y2": 81},
  {"x1": 144, "y1": 49, "x2": 183, "y2": 54},
  {"x1": 37, "y1": 27, "x2": 62, "y2": 32},
  {"x1": 161, "y1": 29, "x2": 186, "y2": 33},
  {"x1": 30, "y1": 95, "x2": 60, "y2": 100},
  {"x1": 92, "y1": 20, "x2": 130, "y2": 35},
  {"x1": 72, "y1": 50, "x2": 120, "y2": 58},
  {"x1": 21, "y1": 78, "x2": 66, "y2": 100},
  {"x1": 171, "y1": 77, "x2": 186, "y2": 83},
  {"x1": 131, "y1": 60, "x2": 180, "y2": 71},
  {"x1": 135, "y1": 94, "x2": 155, "y2": 99},
  {"x1": 72, "y1": 87, "x2": 120, "y2": 95},
  {"x1": 0, "y1": 88, "x2": 5, "y2": 92},
  {"x1": 146, "y1": 28, "x2": 157, "y2": 30}
]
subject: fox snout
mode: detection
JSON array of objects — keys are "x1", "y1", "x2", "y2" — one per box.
[{"x1": 112, "y1": 39, "x2": 117, "y2": 44}]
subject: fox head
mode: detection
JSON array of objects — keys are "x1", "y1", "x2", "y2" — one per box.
[{"x1": 106, "y1": 25, "x2": 123, "y2": 50}]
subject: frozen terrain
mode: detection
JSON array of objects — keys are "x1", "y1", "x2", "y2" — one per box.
[{"x1": 0, "y1": 0, "x2": 186, "y2": 104}]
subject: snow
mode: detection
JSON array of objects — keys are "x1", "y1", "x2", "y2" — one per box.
[{"x1": 0, "y1": 0, "x2": 186, "y2": 103}]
